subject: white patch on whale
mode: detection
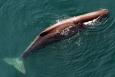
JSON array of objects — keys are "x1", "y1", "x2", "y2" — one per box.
[
  {"x1": 83, "y1": 16, "x2": 102, "y2": 29},
  {"x1": 60, "y1": 28, "x2": 70, "y2": 36}
]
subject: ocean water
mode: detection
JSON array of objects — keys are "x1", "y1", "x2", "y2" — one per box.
[{"x1": 0, "y1": 0, "x2": 115, "y2": 77}]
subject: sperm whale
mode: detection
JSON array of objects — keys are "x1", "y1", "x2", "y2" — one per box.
[{"x1": 21, "y1": 9, "x2": 109, "y2": 58}]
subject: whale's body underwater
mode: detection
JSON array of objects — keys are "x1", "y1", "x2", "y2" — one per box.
[{"x1": 21, "y1": 9, "x2": 109, "y2": 58}]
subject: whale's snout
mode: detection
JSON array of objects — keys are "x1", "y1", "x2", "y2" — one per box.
[
  {"x1": 99, "y1": 9, "x2": 109, "y2": 21},
  {"x1": 100, "y1": 9, "x2": 109, "y2": 16},
  {"x1": 101, "y1": 9, "x2": 109, "y2": 13}
]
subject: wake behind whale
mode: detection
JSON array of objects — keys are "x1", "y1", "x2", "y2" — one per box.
[{"x1": 21, "y1": 9, "x2": 109, "y2": 58}]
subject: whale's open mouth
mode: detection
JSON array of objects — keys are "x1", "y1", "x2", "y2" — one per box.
[
  {"x1": 84, "y1": 15, "x2": 108, "y2": 26},
  {"x1": 83, "y1": 9, "x2": 109, "y2": 28}
]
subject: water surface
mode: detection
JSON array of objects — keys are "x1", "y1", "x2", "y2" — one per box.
[{"x1": 0, "y1": 0, "x2": 115, "y2": 77}]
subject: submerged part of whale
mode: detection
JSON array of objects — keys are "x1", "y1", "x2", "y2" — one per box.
[{"x1": 21, "y1": 9, "x2": 109, "y2": 58}]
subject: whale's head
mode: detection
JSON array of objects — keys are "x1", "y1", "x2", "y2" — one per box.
[
  {"x1": 83, "y1": 9, "x2": 109, "y2": 27},
  {"x1": 94, "y1": 9, "x2": 109, "y2": 22}
]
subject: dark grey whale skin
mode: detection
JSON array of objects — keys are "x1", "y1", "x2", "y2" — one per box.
[{"x1": 21, "y1": 9, "x2": 109, "y2": 58}]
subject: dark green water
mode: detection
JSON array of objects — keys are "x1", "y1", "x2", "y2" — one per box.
[{"x1": 0, "y1": 0, "x2": 115, "y2": 77}]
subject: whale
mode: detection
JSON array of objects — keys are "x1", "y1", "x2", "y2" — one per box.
[{"x1": 21, "y1": 9, "x2": 109, "y2": 58}]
